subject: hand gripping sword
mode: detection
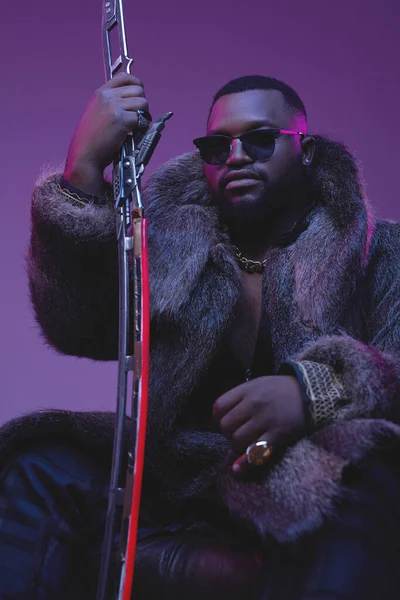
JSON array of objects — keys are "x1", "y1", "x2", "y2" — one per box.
[{"x1": 96, "y1": 2, "x2": 172, "y2": 599}]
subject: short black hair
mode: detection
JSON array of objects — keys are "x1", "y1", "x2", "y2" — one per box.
[{"x1": 210, "y1": 75, "x2": 307, "y2": 121}]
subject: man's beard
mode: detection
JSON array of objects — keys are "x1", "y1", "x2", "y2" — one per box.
[{"x1": 215, "y1": 161, "x2": 311, "y2": 246}]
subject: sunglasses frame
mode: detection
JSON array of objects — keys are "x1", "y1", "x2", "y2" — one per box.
[{"x1": 193, "y1": 128, "x2": 305, "y2": 165}]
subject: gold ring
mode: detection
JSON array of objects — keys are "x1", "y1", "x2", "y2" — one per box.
[{"x1": 246, "y1": 440, "x2": 273, "y2": 466}]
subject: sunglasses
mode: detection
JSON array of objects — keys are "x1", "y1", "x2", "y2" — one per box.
[{"x1": 193, "y1": 128, "x2": 305, "y2": 165}]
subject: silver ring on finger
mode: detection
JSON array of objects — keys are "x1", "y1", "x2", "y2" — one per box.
[{"x1": 137, "y1": 109, "x2": 151, "y2": 131}]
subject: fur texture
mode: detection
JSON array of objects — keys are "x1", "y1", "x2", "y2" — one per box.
[
  {"x1": 28, "y1": 175, "x2": 118, "y2": 358},
  {"x1": 0, "y1": 409, "x2": 119, "y2": 469},
  {"x1": 26, "y1": 136, "x2": 400, "y2": 543}
]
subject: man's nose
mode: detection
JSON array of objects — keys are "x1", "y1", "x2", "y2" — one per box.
[{"x1": 225, "y1": 138, "x2": 253, "y2": 166}]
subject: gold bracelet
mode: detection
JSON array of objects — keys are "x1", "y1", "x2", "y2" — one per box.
[
  {"x1": 56, "y1": 183, "x2": 90, "y2": 207},
  {"x1": 294, "y1": 360, "x2": 346, "y2": 428}
]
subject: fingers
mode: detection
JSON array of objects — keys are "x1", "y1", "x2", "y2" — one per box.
[
  {"x1": 232, "y1": 433, "x2": 273, "y2": 476},
  {"x1": 232, "y1": 453, "x2": 248, "y2": 474},
  {"x1": 120, "y1": 97, "x2": 149, "y2": 113},
  {"x1": 219, "y1": 402, "x2": 269, "y2": 453},
  {"x1": 213, "y1": 384, "x2": 247, "y2": 421},
  {"x1": 105, "y1": 72, "x2": 144, "y2": 89},
  {"x1": 120, "y1": 99, "x2": 150, "y2": 135},
  {"x1": 219, "y1": 401, "x2": 250, "y2": 439},
  {"x1": 230, "y1": 420, "x2": 268, "y2": 456},
  {"x1": 119, "y1": 85, "x2": 146, "y2": 99}
]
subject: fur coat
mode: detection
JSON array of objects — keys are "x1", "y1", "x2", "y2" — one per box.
[{"x1": 26, "y1": 135, "x2": 400, "y2": 545}]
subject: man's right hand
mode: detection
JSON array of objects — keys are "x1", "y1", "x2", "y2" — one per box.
[{"x1": 63, "y1": 72, "x2": 150, "y2": 197}]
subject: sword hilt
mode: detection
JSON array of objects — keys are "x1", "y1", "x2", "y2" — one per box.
[{"x1": 135, "y1": 112, "x2": 174, "y2": 170}]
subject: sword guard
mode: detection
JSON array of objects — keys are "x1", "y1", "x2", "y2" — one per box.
[{"x1": 135, "y1": 112, "x2": 174, "y2": 169}]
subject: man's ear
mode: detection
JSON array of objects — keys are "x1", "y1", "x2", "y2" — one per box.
[{"x1": 301, "y1": 136, "x2": 315, "y2": 166}]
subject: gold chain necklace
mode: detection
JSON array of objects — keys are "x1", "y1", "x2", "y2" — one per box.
[
  {"x1": 231, "y1": 208, "x2": 313, "y2": 274},
  {"x1": 234, "y1": 247, "x2": 267, "y2": 274}
]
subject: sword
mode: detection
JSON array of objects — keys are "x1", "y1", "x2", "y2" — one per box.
[{"x1": 97, "y1": 2, "x2": 172, "y2": 598}]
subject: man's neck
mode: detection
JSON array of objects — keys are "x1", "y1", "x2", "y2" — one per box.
[{"x1": 228, "y1": 199, "x2": 312, "y2": 262}]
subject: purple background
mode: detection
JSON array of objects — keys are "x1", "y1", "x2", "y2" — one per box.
[{"x1": 1, "y1": 0, "x2": 399, "y2": 425}]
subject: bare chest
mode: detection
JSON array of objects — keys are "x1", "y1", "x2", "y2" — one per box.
[{"x1": 226, "y1": 272, "x2": 263, "y2": 370}]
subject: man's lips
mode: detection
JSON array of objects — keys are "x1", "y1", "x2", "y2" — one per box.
[
  {"x1": 225, "y1": 178, "x2": 261, "y2": 190},
  {"x1": 222, "y1": 170, "x2": 262, "y2": 190}
]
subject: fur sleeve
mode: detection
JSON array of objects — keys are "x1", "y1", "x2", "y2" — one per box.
[
  {"x1": 294, "y1": 221, "x2": 400, "y2": 423},
  {"x1": 27, "y1": 170, "x2": 119, "y2": 360},
  {"x1": 295, "y1": 335, "x2": 400, "y2": 422}
]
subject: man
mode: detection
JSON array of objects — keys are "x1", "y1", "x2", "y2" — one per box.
[{"x1": 1, "y1": 73, "x2": 400, "y2": 599}]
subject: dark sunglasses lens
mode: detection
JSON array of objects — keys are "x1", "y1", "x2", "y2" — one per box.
[
  {"x1": 242, "y1": 130, "x2": 276, "y2": 161},
  {"x1": 195, "y1": 137, "x2": 230, "y2": 165}
]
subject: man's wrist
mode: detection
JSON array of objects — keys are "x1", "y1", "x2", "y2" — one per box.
[
  {"x1": 63, "y1": 159, "x2": 105, "y2": 198},
  {"x1": 58, "y1": 178, "x2": 101, "y2": 207},
  {"x1": 279, "y1": 360, "x2": 348, "y2": 431},
  {"x1": 279, "y1": 363, "x2": 313, "y2": 431}
]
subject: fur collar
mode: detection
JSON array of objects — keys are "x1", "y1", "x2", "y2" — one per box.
[{"x1": 145, "y1": 136, "x2": 372, "y2": 357}]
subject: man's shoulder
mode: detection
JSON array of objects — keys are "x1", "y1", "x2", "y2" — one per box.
[{"x1": 144, "y1": 152, "x2": 211, "y2": 211}]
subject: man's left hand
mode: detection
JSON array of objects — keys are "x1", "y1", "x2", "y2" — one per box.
[{"x1": 213, "y1": 376, "x2": 306, "y2": 475}]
